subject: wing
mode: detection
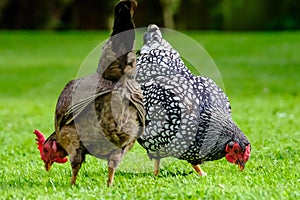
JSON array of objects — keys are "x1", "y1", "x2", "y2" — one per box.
[
  {"x1": 137, "y1": 75, "x2": 200, "y2": 159},
  {"x1": 192, "y1": 76, "x2": 231, "y2": 115},
  {"x1": 55, "y1": 73, "x2": 116, "y2": 131}
]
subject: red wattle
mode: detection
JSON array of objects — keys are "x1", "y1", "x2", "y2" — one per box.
[
  {"x1": 54, "y1": 157, "x2": 68, "y2": 163},
  {"x1": 244, "y1": 144, "x2": 251, "y2": 161},
  {"x1": 225, "y1": 154, "x2": 235, "y2": 163}
]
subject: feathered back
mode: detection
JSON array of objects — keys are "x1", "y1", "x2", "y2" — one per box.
[
  {"x1": 141, "y1": 24, "x2": 177, "y2": 55},
  {"x1": 137, "y1": 24, "x2": 231, "y2": 113},
  {"x1": 137, "y1": 24, "x2": 192, "y2": 82}
]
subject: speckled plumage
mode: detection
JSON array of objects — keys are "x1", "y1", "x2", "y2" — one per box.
[{"x1": 136, "y1": 25, "x2": 250, "y2": 175}]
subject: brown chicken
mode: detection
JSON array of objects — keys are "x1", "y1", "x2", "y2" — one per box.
[{"x1": 34, "y1": 0, "x2": 144, "y2": 187}]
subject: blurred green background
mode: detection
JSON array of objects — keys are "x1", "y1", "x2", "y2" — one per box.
[
  {"x1": 1, "y1": 0, "x2": 300, "y2": 199},
  {"x1": 0, "y1": 0, "x2": 299, "y2": 31}
]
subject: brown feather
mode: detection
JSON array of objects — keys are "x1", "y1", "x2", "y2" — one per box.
[{"x1": 37, "y1": 0, "x2": 144, "y2": 186}]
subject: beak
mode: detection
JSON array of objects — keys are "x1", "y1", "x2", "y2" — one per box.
[
  {"x1": 237, "y1": 160, "x2": 245, "y2": 171},
  {"x1": 45, "y1": 161, "x2": 53, "y2": 171}
]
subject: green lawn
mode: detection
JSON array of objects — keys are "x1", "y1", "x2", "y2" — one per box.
[{"x1": 0, "y1": 30, "x2": 299, "y2": 199}]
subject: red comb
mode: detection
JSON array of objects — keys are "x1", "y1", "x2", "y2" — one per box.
[{"x1": 33, "y1": 129, "x2": 45, "y2": 160}]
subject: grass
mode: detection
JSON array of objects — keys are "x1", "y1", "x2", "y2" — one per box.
[{"x1": 0, "y1": 30, "x2": 300, "y2": 199}]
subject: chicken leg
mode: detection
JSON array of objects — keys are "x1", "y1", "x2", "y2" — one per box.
[
  {"x1": 70, "y1": 148, "x2": 86, "y2": 185},
  {"x1": 192, "y1": 164, "x2": 207, "y2": 176},
  {"x1": 107, "y1": 149, "x2": 125, "y2": 187},
  {"x1": 154, "y1": 159, "x2": 160, "y2": 176}
]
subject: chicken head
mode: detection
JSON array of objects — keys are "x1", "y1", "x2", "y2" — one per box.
[{"x1": 34, "y1": 130, "x2": 68, "y2": 171}]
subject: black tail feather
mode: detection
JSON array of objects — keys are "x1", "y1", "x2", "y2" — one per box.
[{"x1": 111, "y1": 0, "x2": 137, "y2": 53}]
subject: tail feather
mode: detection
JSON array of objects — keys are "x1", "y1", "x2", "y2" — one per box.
[
  {"x1": 111, "y1": 0, "x2": 137, "y2": 54},
  {"x1": 97, "y1": 0, "x2": 137, "y2": 81},
  {"x1": 112, "y1": 0, "x2": 137, "y2": 36}
]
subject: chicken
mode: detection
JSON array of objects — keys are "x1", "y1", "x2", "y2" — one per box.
[
  {"x1": 136, "y1": 24, "x2": 251, "y2": 176},
  {"x1": 34, "y1": 0, "x2": 144, "y2": 187}
]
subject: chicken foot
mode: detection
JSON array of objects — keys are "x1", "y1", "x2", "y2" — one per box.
[{"x1": 192, "y1": 164, "x2": 207, "y2": 176}]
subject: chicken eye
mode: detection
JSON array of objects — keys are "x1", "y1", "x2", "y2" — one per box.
[{"x1": 228, "y1": 141, "x2": 234, "y2": 148}]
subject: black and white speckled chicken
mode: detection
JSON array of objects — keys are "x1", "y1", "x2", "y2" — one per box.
[
  {"x1": 136, "y1": 24, "x2": 251, "y2": 176},
  {"x1": 33, "y1": 0, "x2": 145, "y2": 186}
]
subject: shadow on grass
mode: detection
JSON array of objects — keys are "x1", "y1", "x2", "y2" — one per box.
[{"x1": 115, "y1": 168, "x2": 194, "y2": 178}]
